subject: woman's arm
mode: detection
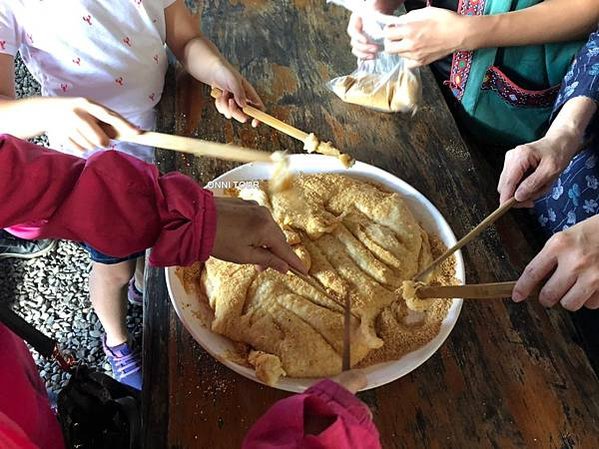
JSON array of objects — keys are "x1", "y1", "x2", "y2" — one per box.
[
  {"x1": 497, "y1": 97, "x2": 596, "y2": 205},
  {"x1": 353, "y1": 0, "x2": 599, "y2": 66},
  {"x1": 0, "y1": 135, "x2": 305, "y2": 272},
  {"x1": 466, "y1": 0, "x2": 599, "y2": 50},
  {"x1": 497, "y1": 30, "x2": 599, "y2": 205}
]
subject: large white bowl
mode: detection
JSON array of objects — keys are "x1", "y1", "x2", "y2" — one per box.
[{"x1": 166, "y1": 154, "x2": 465, "y2": 393}]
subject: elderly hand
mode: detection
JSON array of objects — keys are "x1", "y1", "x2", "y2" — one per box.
[
  {"x1": 497, "y1": 97, "x2": 594, "y2": 207},
  {"x1": 497, "y1": 130, "x2": 583, "y2": 207},
  {"x1": 513, "y1": 215, "x2": 599, "y2": 311}
]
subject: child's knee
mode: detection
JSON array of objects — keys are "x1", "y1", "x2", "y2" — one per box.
[{"x1": 91, "y1": 260, "x2": 136, "y2": 287}]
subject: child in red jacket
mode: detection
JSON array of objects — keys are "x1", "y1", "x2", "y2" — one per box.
[{"x1": 0, "y1": 135, "x2": 380, "y2": 449}]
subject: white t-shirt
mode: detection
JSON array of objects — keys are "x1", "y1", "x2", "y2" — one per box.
[{"x1": 0, "y1": 0, "x2": 176, "y2": 162}]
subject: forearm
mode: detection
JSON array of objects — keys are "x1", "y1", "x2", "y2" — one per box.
[
  {"x1": 165, "y1": 0, "x2": 228, "y2": 85},
  {"x1": 0, "y1": 135, "x2": 217, "y2": 266},
  {"x1": 0, "y1": 96, "x2": 50, "y2": 139},
  {"x1": 180, "y1": 36, "x2": 226, "y2": 86},
  {"x1": 547, "y1": 96, "x2": 597, "y2": 144},
  {"x1": 463, "y1": 0, "x2": 599, "y2": 50}
]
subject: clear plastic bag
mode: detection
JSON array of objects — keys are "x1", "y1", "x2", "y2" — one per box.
[{"x1": 327, "y1": 0, "x2": 422, "y2": 113}]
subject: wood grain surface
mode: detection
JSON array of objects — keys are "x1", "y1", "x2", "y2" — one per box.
[{"x1": 142, "y1": 1, "x2": 599, "y2": 448}]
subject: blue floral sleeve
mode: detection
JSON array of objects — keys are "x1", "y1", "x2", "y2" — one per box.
[
  {"x1": 533, "y1": 29, "x2": 599, "y2": 236},
  {"x1": 553, "y1": 29, "x2": 599, "y2": 116}
]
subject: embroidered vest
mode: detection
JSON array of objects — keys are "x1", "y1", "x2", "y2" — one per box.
[{"x1": 447, "y1": 0, "x2": 584, "y2": 147}]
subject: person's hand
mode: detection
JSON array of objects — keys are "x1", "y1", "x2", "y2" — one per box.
[
  {"x1": 513, "y1": 215, "x2": 599, "y2": 311},
  {"x1": 347, "y1": 13, "x2": 381, "y2": 60},
  {"x1": 383, "y1": 7, "x2": 469, "y2": 67},
  {"x1": 208, "y1": 60, "x2": 264, "y2": 127},
  {"x1": 42, "y1": 97, "x2": 140, "y2": 152},
  {"x1": 497, "y1": 128, "x2": 583, "y2": 207},
  {"x1": 346, "y1": 1, "x2": 406, "y2": 60},
  {"x1": 332, "y1": 369, "x2": 368, "y2": 394},
  {"x1": 212, "y1": 197, "x2": 307, "y2": 274}
]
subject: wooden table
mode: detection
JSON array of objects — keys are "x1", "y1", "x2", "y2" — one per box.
[{"x1": 142, "y1": 1, "x2": 599, "y2": 448}]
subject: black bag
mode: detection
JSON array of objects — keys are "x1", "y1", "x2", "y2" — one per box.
[{"x1": 0, "y1": 305, "x2": 141, "y2": 449}]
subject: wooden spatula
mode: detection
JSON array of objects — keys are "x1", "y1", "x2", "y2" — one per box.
[
  {"x1": 414, "y1": 198, "x2": 518, "y2": 281},
  {"x1": 210, "y1": 87, "x2": 354, "y2": 167},
  {"x1": 117, "y1": 130, "x2": 274, "y2": 163},
  {"x1": 416, "y1": 282, "x2": 518, "y2": 299}
]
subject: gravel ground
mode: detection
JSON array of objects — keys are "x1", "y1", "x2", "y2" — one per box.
[{"x1": 1, "y1": 55, "x2": 143, "y2": 392}]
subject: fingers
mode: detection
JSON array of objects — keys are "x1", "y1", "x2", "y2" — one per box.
[
  {"x1": 215, "y1": 78, "x2": 264, "y2": 128},
  {"x1": 214, "y1": 91, "x2": 233, "y2": 119},
  {"x1": 83, "y1": 100, "x2": 140, "y2": 138},
  {"x1": 586, "y1": 292, "x2": 599, "y2": 309},
  {"x1": 513, "y1": 240, "x2": 559, "y2": 302},
  {"x1": 537, "y1": 264, "x2": 577, "y2": 308},
  {"x1": 332, "y1": 370, "x2": 368, "y2": 394},
  {"x1": 242, "y1": 78, "x2": 264, "y2": 109},
  {"x1": 497, "y1": 146, "x2": 535, "y2": 205},
  {"x1": 347, "y1": 14, "x2": 367, "y2": 42},
  {"x1": 73, "y1": 128, "x2": 97, "y2": 152},
  {"x1": 247, "y1": 247, "x2": 289, "y2": 274},
  {"x1": 214, "y1": 89, "x2": 249, "y2": 124},
  {"x1": 559, "y1": 277, "x2": 596, "y2": 311},
  {"x1": 260, "y1": 223, "x2": 308, "y2": 275},
  {"x1": 228, "y1": 77, "x2": 248, "y2": 109},
  {"x1": 77, "y1": 112, "x2": 112, "y2": 147},
  {"x1": 67, "y1": 137, "x2": 87, "y2": 154},
  {"x1": 383, "y1": 36, "x2": 412, "y2": 56},
  {"x1": 383, "y1": 24, "x2": 407, "y2": 42},
  {"x1": 515, "y1": 158, "x2": 560, "y2": 204},
  {"x1": 243, "y1": 79, "x2": 263, "y2": 128},
  {"x1": 348, "y1": 14, "x2": 378, "y2": 59},
  {"x1": 351, "y1": 38, "x2": 379, "y2": 59},
  {"x1": 233, "y1": 79, "x2": 263, "y2": 127},
  {"x1": 228, "y1": 97, "x2": 248, "y2": 123}
]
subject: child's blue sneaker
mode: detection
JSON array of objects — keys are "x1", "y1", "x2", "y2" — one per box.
[{"x1": 103, "y1": 336, "x2": 142, "y2": 390}]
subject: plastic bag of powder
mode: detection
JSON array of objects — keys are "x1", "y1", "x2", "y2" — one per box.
[{"x1": 327, "y1": 0, "x2": 422, "y2": 113}]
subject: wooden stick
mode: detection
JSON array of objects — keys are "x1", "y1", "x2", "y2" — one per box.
[
  {"x1": 118, "y1": 130, "x2": 274, "y2": 163},
  {"x1": 211, "y1": 87, "x2": 309, "y2": 143},
  {"x1": 289, "y1": 266, "x2": 351, "y2": 369},
  {"x1": 414, "y1": 198, "x2": 518, "y2": 281},
  {"x1": 416, "y1": 282, "x2": 517, "y2": 299},
  {"x1": 289, "y1": 267, "x2": 330, "y2": 298},
  {"x1": 342, "y1": 294, "x2": 351, "y2": 371}
]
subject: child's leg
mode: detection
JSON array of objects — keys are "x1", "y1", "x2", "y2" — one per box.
[
  {"x1": 90, "y1": 259, "x2": 136, "y2": 347},
  {"x1": 134, "y1": 257, "x2": 145, "y2": 292}
]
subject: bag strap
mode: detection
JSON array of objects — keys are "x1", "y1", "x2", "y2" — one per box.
[
  {"x1": 115, "y1": 396, "x2": 141, "y2": 449},
  {"x1": 0, "y1": 304, "x2": 76, "y2": 371}
]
